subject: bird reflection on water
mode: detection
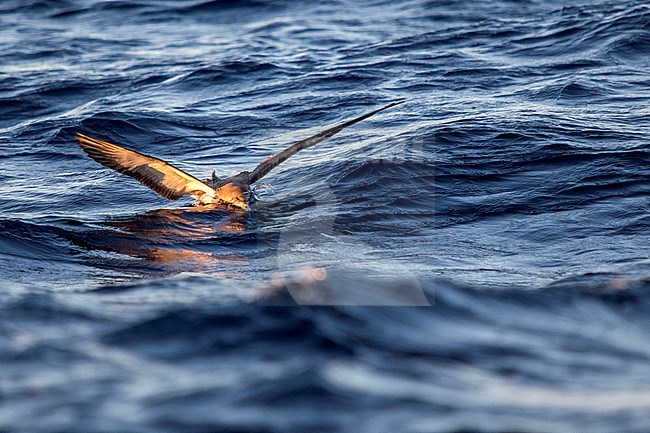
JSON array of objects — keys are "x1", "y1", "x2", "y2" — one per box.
[
  {"x1": 107, "y1": 205, "x2": 247, "y2": 240},
  {"x1": 85, "y1": 204, "x2": 250, "y2": 280}
]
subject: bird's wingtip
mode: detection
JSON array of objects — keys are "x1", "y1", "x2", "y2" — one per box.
[
  {"x1": 75, "y1": 132, "x2": 92, "y2": 142},
  {"x1": 379, "y1": 99, "x2": 406, "y2": 111}
]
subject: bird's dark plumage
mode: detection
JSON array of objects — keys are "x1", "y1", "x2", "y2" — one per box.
[
  {"x1": 76, "y1": 133, "x2": 215, "y2": 202},
  {"x1": 248, "y1": 101, "x2": 404, "y2": 184},
  {"x1": 76, "y1": 101, "x2": 403, "y2": 209}
]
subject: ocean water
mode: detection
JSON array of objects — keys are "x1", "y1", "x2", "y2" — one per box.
[{"x1": 1, "y1": 0, "x2": 649, "y2": 431}]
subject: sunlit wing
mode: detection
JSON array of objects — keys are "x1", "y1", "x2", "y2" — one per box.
[
  {"x1": 76, "y1": 133, "x2": 214, "y2": 201},
  {"x1": 247, "y1": 101, "x2": 404, "y2": 184}
]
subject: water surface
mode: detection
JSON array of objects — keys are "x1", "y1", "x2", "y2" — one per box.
[{"x1": 1, "y1": 0, "x2": 650, "y2": 431}]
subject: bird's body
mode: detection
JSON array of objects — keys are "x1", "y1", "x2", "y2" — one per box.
[
  {"x1": 75, "y1": 101, "x2": 402, "y2": 210},
  {"x1": 203, "y1": 171, "x2": 251, "y2": 208}
]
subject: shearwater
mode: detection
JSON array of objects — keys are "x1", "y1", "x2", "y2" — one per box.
[{"x1": 76, "y1": 101, "x2": 403, "y2": 210}]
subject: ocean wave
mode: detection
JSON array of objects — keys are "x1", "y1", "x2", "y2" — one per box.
[{"x1": 2, "y1": 0, "x2": 650, "y2": 431}]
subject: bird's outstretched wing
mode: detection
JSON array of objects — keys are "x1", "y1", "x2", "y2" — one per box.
[
  {"x1": 247, "y1": 101, "x2": 404, "y2": 184},
  {"x1": 76, "y1": 133, "x2": 214, "y2": 201}
]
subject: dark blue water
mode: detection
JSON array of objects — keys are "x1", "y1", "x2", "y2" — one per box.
[{"x1": 1, "y1": 0, "x2": 650, "y2": 431}]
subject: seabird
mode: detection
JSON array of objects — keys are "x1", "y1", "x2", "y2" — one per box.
[{"x1": 76, "y1": 101, "x2": 403, "y2": 210}]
